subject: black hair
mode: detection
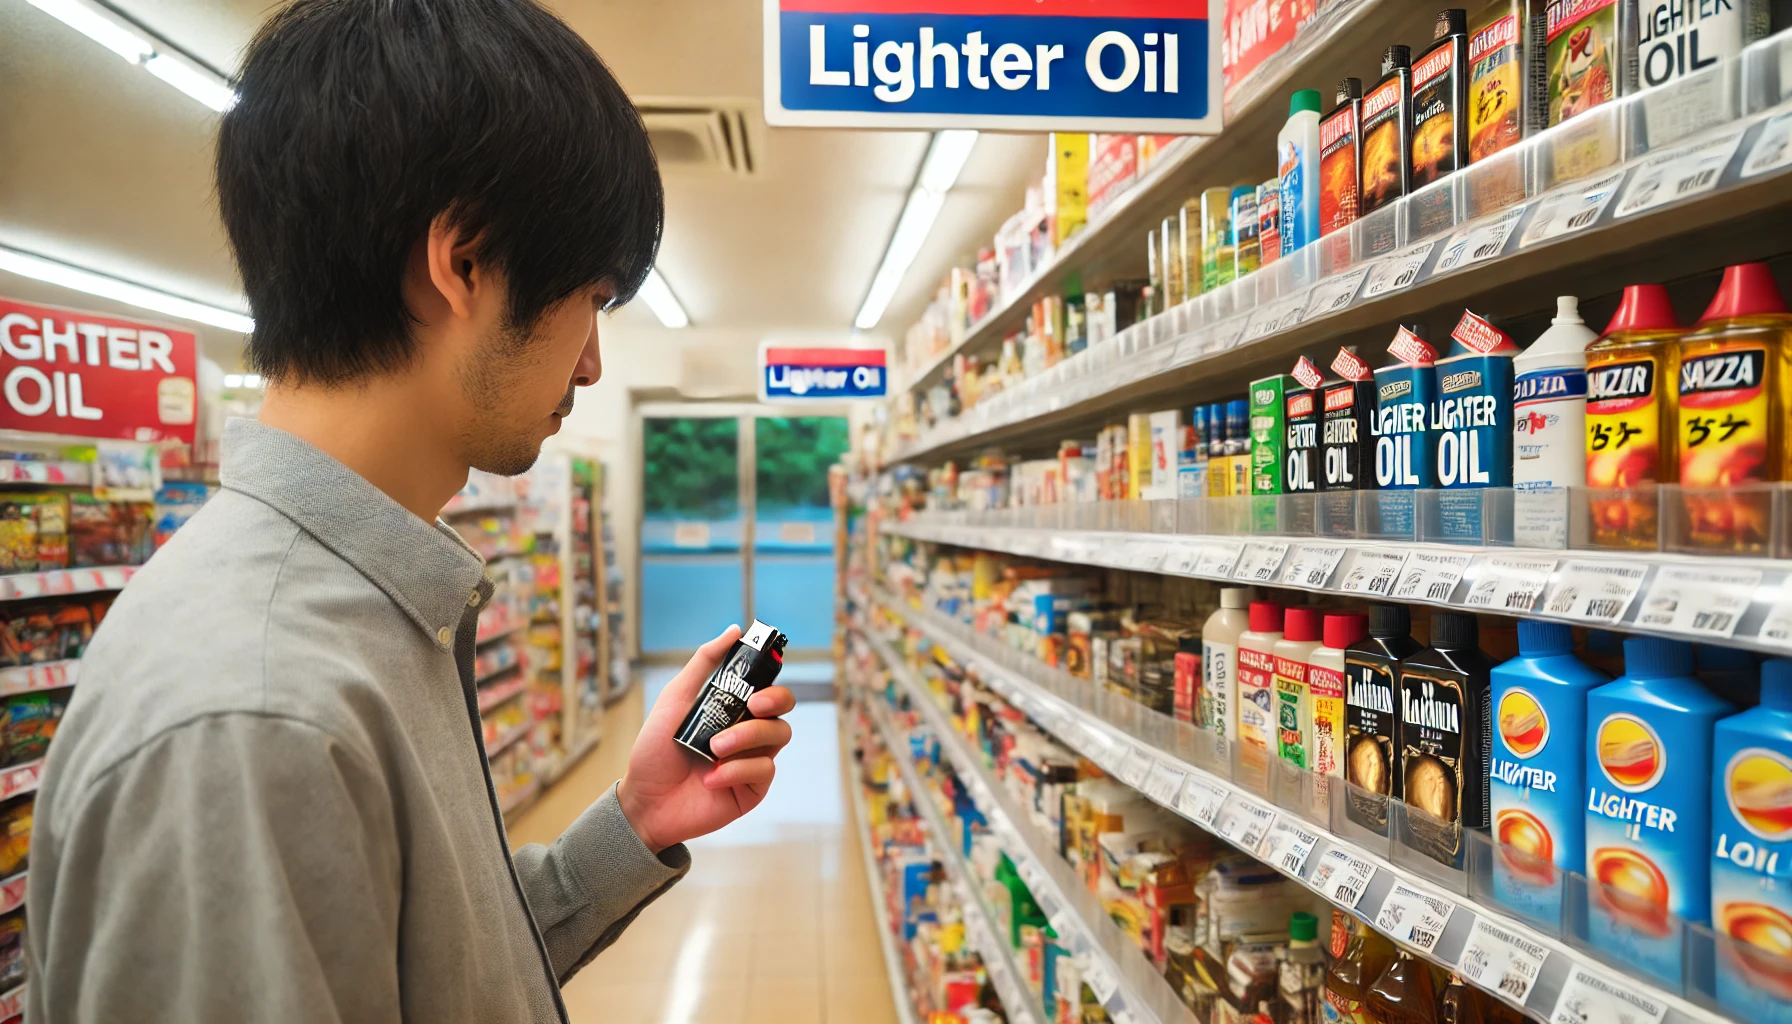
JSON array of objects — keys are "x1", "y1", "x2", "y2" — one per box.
[{"x1": 217, "y1": 0, "x2": 662, "y2": 385}]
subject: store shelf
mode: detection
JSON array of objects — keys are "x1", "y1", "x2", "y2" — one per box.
[
  {"x1": 486, "y1": 718, "x2": 533, "y2": 757},
  {"x1": 870, "y1": 592, "x2": 1732, "y2": 1024},
  {"x1": 0, "y1": 872, "x2": 25, "y2": 917},
  {"x1": 0, "y1": 760, "x2": 43, "y2": 803},
  {"x1": 859, "y1": 689, "x2": 1046, "y2": 1024},
  {"x1": 498, "y1": 778, "x2": 540, "y2": 817},
  {"x1": 476, "y1": 676, "x2": 528, "y2": 714},
  {"x1": 475, "y1": 623, "x2": 522, "y2": 647},
  {"x1": 0, "y1": 566, "x2": 134, "y2": 603},
  {"x1": 862, "y1": 630, "x2": 1197, "y2": 1024},
  {"x1": 0, "y1": 459, "x2": 89, "y2": 485},
  {"x1": 892, "y1": 45, "x2": 1792, "y2": 463},
  {"x1": 884, "y1": 514, "x2": 1792, "y2": 658},
  {"x1": 544, "y1": 730, "x2": 602, "y2": 785},
  {"x1": 841, "y1": 713, "x2": 923, "y2": 1024},
  {"x1": 0, "y1": 659, "x2": 77, "y2": 697}
]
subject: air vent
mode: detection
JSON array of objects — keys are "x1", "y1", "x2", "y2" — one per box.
[{"x1": 638, "y1": 102, "x2": 760, "y2": 176}]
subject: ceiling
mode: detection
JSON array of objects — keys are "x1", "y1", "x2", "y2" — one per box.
[{"x1": 0, "y1": 0, "x2": 1042, "y2": 370}]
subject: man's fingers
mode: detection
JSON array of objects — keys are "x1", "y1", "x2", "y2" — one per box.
[
  {"x1": 702, "y1": 756, "x2": 775, "y2": 791},
  {"x1": 707, "y1": 719, "x2": 792, "y2": 760},
  {"x1": 644, "y1": 625, "x2": 742, "y2": 730},
  {"x1": 746, "y1": 685, "x2": 795, "y2": 719}
]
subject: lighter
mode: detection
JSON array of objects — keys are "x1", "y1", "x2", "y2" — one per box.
[{"x1": 672, "y1": 620, "x2": 788, "y2": 762}]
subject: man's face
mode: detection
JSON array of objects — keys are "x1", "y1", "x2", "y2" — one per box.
[{"x1": 456, "y1": 286, "x2": 605, "y2": 476}]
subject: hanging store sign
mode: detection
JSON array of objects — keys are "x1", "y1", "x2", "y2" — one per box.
[
  {"x1": 0, "y1": 297, "x2": 198, "y2": 445},
  {"x1": 760, "y1": 344, "x2": 888, "y2": 401},
  {"x1": 764, "y1": 0, "x2": 1224, "y2": 134}
]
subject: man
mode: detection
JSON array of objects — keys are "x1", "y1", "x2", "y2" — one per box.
[{"x1": 24, "y1": 1, "x2": 795, "y2": 1021}]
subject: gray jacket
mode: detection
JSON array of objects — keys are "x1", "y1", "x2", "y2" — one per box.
[{"x1": 25, "y1": 418, "x2": 688, "y2": 1023}]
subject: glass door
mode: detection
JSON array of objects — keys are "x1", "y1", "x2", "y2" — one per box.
[{"x1": 752, "y1": 416, "x2": 849, "y2": 656}]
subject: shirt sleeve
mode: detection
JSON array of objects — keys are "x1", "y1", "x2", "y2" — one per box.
[
  {"x1": 509, "y1": 782, "x2": 691, "y2": 982},
  {"x1": 26, "y1": 714, "x2": 404, "y2": 1024}
]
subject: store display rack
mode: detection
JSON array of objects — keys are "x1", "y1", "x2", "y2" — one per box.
[
  {"x1": 870, "y1": 589, "x2": 1739, "y2": 1024},
  {"x1": 892, "y1": 30, "x2": 1792, "y2": 463},
  {"x1": 840, "y1": 708, "x2": 928, "y2": 1024},
  {"x1": 476, "y1": 676, "x2": 528, "y2": 714},
  {"x1": 0, "y1": 566, "x2": 134, "y2": 603},
  {"x1": 884, "y1": 505, "x2": 1792, "y2": 658},
  {"x1": 862, "y1": 628, "x2": 1200, "y2": 1024},
  {"x1": 857, "y1": 672, "x2": 1048, "y2": 1024},
  {"x1": 0, "y1": 660, "x2": 77, "y2": 697},
  {"x1": 0, "y1": 762, "x2": 42, "y2": 806}
]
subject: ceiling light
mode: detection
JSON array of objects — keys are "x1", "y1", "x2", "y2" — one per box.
[
  {"x1": 854, "y1": 130, "x2": 978, "y2": 331},
  {"x1": 636, "y1": 267, "x2": 690, "y2": 329},
  {"x1": 25, "y1": 0, "x2": 236, "y2": 112},
  {"x1": 243, "y1": 373, "x2": 262, "y2": 388},
  {"x1": 0, "y1": 245, "x2": 255, "y2": 334},
  {"x1": 223, "y1": 373, "x2": 244, "y2": 388}
]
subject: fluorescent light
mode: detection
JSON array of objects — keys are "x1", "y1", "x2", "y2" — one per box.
[
  {"x1": 146, "y1": 53, "x2": 236, "y2": 112},
  {"x1": 25, "y1": 0, "x2": 236, "y2": 112},
  {"x1": 0, "y1": 245, "x2": 255, "y2": 334},
  {"x1": 243, "y1": 373, "x2": 262, "y2": 388},
  {"x1": 223, "y1": 374, "x2": 244, "y2": 388},
  {"x1": 854, "y1": 130, "x2": 978, "y2": 331},
  {"x1": 635, "y1": 267, "x2": 689, "y2": 329}
]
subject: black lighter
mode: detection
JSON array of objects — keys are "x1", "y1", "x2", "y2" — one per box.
[{"x1": 672, "y1": 620, "x2": 788, "y2": 762}]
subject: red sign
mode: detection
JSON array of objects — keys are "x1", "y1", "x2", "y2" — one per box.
[
  {"x1": 1221, "y1": 0, "x2": 1318, "y2": 106},
  {"x1": 1086, "y1": 134, "x2": 1139, "y2": 220},
  {"x1": 0, "y1": 298, "x2": 197, "y2": 445}
]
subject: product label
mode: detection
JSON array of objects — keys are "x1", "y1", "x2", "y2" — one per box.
[
  {"x1": 1412, "y1": 42, "x2": 1463, "y2": 187},
  {"x1": 1311, "y1": 664, "x2": 1346, "y2": 781},
  {"x1": 1238, "y1": 646, "x2": 1278, "y2": 752},
  {"x1": 1275, "y1": 655, "x2": 1311, "y2": 767},
  {"x1": 1469, "y1": 14, "x2": 1525, "y2": 162},
  {"x1": 1322, "y1": 380, "x2": 1373, "y2": 490},
  {"x1": 1372, "y1": 365, "x2": 1438, "y2": 490},
  {"x1": 1388, "y1": 325, "x2": 1439, "y2": 366},
  {"x1": 1587, "y1": 357, "x2": 1662, "y2": 486},
  {"x1": 1711, "y1": 738, "x2": 1792, "y2": 1016},
  {"x1": 1287, "y1": 388, "x2": 1320, "y2": 494},
  {"x1": 1491, "y1": 677, "x2": 1585, "y2": 921},
  {"x1": 1433, "y1": 355, "x2": 1514, "y2": 490},
  {"x1": 1514, "y1": 367, "x2": 1590, "y2": 487},
  {"x1": 1345, "y1": 652, "x2": 1401, "y2": 831},
  {"x1": 1259, "y1": 185, "x2": 1282, "y2": 266},
  {"x1": 1251, "y1": 377, "x2": 1289, "y2": 496},
  {"x1": 1547, "y1": 0, "x2": 1621, "y2": 125},
  {"x1": 1360, "y1": 77, "x2": 1407, "y2": 214},
  {"x1": 1174, "y1": 650, "x2": 1202, "y2": 724},
  {"x1": 1401, "y1": 666, "x2": 1488, "y2": 864},
  {"x1": 1320, "y1": 104, "x2": 1361, "y2": 235},
  {"x1": 1232, "y1": 190, "x2": 1261, "y2": 278},
  {"x1": 1203, "y1": 639, "x2": 1237, "y2": 740},
  {"x1": 1279, "y1": 140, "x2": 1309, "y2": 254},
  {"x1": 1637, "y1": 0, "x2": 1761, "y2": 90},
  {"x1": 1678, "y1": 346, "x2": 1769, "y2": 486}
]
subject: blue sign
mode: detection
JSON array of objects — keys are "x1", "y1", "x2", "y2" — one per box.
[
  {"x1": 760, "y1": 345, "x2": 888, "y2": 401},
  {"x1": 764, "y1": 0, "x2": 1222, "y2": 134}
]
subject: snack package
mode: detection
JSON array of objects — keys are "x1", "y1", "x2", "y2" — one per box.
[
  {"x1": 153, "y1": 481, "x2": 213, "y2": 549},
  {"x1": 3, "y1": 690, "x2": 68, "y2": 766},
  {"x1": 69, "y1": 495, "x2": 154, "y2": 567},
  {"x1": 0, "y1": 602, "x2": 94, "y2": 667},
  {"x1": 0, "y1": 492, "x2": 69, "y2": 573},
  {"x1": 0, "y1": 801, "x2": 32, "y2": 878},
  {"x1": 0, "y1": 912, "x2": 21, "y2": 992}
]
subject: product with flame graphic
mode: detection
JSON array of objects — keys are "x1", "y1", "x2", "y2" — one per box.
[
  {"x1": 1498, "y1": 690, "x2": 1548, "y2": 755},
  {"x1": 1715, "y1": 748, "x2": 1792, "y2": 1008},
  {"x1": 1598, "y1": 715, "x2": 1664, "y2": 791},
  {"x1": 1590, "y1": 846, "x2": 1674, "y2": 935},
  {"x1": 1496, "y1": 808, "x2": 1557, "y2": 885},
  {"x1": 1729, "y1": 751, "x2": 1792, "y2": 839}
]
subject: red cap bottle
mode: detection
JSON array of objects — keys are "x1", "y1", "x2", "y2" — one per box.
[
  {"x1": 1603, "y1": 283, "x2": 1681, "y2": 334},
  {"x1": 1284, "y1": 607, "x2": 1325, "y2": 642},
  {"x1": 1249, "y1": 601, "x2": 1285, "y2": 633},
  {"x1": 1699, "y1": 262, "x2": 1788, "y2": 322},
  {"x1": 1323, "y1": 613, "x2": 1368, "y2": 649}
]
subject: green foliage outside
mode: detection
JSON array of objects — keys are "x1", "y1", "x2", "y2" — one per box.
[
  {"x1": 756, "y1": 416, "x2": 848, "y2": 512},
  {"x1": 643, "y1": 417, "x2": 738, "y2": 518}
]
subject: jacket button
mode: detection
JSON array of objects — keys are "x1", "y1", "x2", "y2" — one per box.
[
  {"x1": 467, "y1": 590, "x2": 481, "y2": 608},
  {"x1": 437, "y1": 626, "x2": 453, "y2": 645}
]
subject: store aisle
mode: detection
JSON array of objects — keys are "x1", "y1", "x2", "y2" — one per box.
[{"x1": 508, "y1": 667, "x2": 901, "y2": 1024}]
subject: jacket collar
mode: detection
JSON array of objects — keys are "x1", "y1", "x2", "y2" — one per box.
[{"x1": 219, "y1": 417, "x2": 489, "y2": 647}]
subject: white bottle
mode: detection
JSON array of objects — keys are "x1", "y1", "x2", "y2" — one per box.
[
  {"x1": 1201, "y1": 588, "x2": 1252, "y2": 750},
  {"x1": 1277, "y1": 89, "x2": 1323, "y2": 255},
  {"x1": 1514, "y1": 295, "x2": 1597, "y2": 490},
  {"x1": 1236, "y1": 600, "x2": 1285, "y2": 755}
]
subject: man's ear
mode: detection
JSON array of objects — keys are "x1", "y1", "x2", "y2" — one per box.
[{"x1": 423, "y1": 215, "x2": 485, "y2": 322}]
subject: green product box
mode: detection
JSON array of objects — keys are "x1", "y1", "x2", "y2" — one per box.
[{"x1": 1249, "y1": 374, "x2": 1293, "y2": 496}]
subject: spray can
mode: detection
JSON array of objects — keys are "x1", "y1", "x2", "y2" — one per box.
[{"x1": 674, "y1": 620, "x2": 789, "y2": 761}]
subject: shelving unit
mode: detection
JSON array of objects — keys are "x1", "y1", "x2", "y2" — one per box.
[{"x1": 840, "y1": 716, "x2": 924, "y2": 1024}]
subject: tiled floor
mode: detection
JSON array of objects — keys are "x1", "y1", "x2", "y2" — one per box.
[{"x1": 508, "y1": 666, "x2": 903, "y2": 1024}]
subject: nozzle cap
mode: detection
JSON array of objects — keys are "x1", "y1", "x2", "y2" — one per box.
[
  {"x1": 1701, "y1": 263, "x2": 1788, "y2": 321},
  {"x1": 1603, "y1": 283, "x2": 1681, "y2": 334}
]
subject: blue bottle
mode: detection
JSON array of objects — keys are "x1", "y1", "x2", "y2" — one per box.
[
  {"x1": 1712, "y1": 659, "x2": 1792, "y2": 1018},
  {"x1": 1433, "y1": 309, "x2": 1517, "y2": 541},
  {"x1": 1370, "y1": 324, "x2": 1437, "y2": 536},
  {"x1": 1490, "y1": 621, "x2": 1607, "y2": 926},
  {"x1": 1585, "y1": 637, "x2": 1735, "y2": 985}
]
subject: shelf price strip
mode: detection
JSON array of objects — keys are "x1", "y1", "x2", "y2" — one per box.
[
  {"x1": 1257, "y1": 818, "x2": 1320, "y2": 877},
  {"x1": 1309, "y1": 847, "x2": 1377, "y2": 909},
  {"x1": 1373, "y1": 881, "x2": 1455, "y2": 955},
  {"x1": 1456, "y1": 916, "x2": 1549, "y2": 1007}
]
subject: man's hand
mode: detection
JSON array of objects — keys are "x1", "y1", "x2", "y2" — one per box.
[{"x1": 616, "y1": 626, "x2": 796, "y2": 853}]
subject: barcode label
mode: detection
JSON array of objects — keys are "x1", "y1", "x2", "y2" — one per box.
[
  {"x1": 1549, "y1": 965, "x2": 1668, "y2": 1024},
  {"x1": 1433, "y1": 206, "x2": 1525, "y2": 274},
  {"x1": 1082, "y1": 957, "x2": 1120, "y2": 1003},
  {"x1": 1162, "y1": 540, "x2": 1207, "y2": 576},
  {"x1": 1362, "y1": 240, "x2": 1439, "y2": 299},
  {"x1": 1457, "y1": 916, "x2": 1549, "y2": 1006},
  {"x1": 1743, "y1": 110, "x2": 1792, "y2": 179},
  {"x1": 1117, "y1": 747, "x2": 1152, "y2": 788},
  {"x1": 1176, "y1": 776, "x2": 1228, "y2": 827},
  {"x1": 1520, "y1": 170, "x2": 1625, "y2": 247},
  {"x1": 1232, "y1": 542, "x2": 1291, "y2": 582},
  {"x1": 1463, "y1": 556, "x2": 1558, "y2": 613},
  {"x1": 1194, "y1": 542, "x2": 1246, "y2": 578},
  {"x1": 1279, "y1": 545, "x2": 1348, "y2": 588},
  {"x1": 1635, "y1": 565, "x2": 1761, "y2": 640},
  {"x1": 1302, "y1": 266, "x2": 1372, "y2": 320},
  {"x1": 1757, "y1": 601, "x2": 1792, "y2": 649},
  {"x1": 1143, "y1": 761, "x2": 1187, "y2": 807},
  {"x1": 1615, "y1": 129, "x2": 1743, "y2": 218},
  {"x1": 1310, "y1": 847, "x2": 1376, "y2": 908},
  {"x1": 1394, "y1": 552, "x2": 1472, "y2": 602},
  {"x1": 1374, "y1": 882, "x2": 1456, "y2": 954},
  {"x1": 1215, "y1": 795, "x2": 1277, "y2": 851},
  {"x1": 1258, "y1": 818, "x2": 1321, "y2": 877},
  {"x1": 1339, "y1": 550, "x2": 1409, "y2": 596}
]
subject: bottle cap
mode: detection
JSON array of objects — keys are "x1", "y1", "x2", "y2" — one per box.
[
  {"x1": 1432, "y1": 612, "x2": 1479, "y2": 649},
  {"x1": 1367, "y1": 603, "x2": 1411, "y2": 639},
  {"x1": 1603, "y1": 283, "x2": 1681, "y2": 334},
  {"x1": 1517, "y1": 620, "x2": 1573, "y2": 656},
  {"x1": 1285, "y1": 607, "x2": 1324, "y2": 642},
  {"x1": 1382, "y1": 45, "x2": 1411, "y2": 75},
  {"x1": 1290, "y1": 911, "x2": 1319, "y2": 942},
  {"x1": 1324, "y1": 613, "x2": 1369, "y2": 650},
  {"x1": 1623, "y1": 636, "x2": 1694, "y2": 679},
  {"x1": 1249, "y1": 601, "x2": 1285, "y2": 634},
  {"x1": 1762, "y1": 659, "x2": 1792, "y2": 711},
  {"x1": 1291, "y1": 89, "x2": 1322, "y2": 116},
  {"x1": 1700, "y1": 262, "x2": 1788, "y2": 321},
  {"x1": 1552, "y1": 295, "x2": 1584, "y2": 325},
  {"x1": 1336, "y1": 77, "x2": 1363, "y2": 103},
  {"x1": 1435, "y1": 8, "x2": 1467, "y2": 37},
  {"x1": 1219, "y1": 587, "x2": 1252, "y2": 609}
]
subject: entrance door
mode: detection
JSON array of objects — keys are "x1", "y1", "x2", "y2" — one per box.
[{"x1": 638, "y1": 407, "x2": 846, "y2": 658}]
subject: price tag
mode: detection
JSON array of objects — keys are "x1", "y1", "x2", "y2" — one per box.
[
  {"x1": 1117, "y1": 747, "x2": 1152, "y2": 789},
  {"x1": 1302, "y1": 266, "x2": 1372, "y2": 320},
  {"x1": 1162, "y1": 540, "x2": 1207, "y2": 576},
  {"x1": 1339, "y1": 550, "x2": 1410, "y2": 596},
  {"x1": 1457, "y1": 916, "x2": 1549, "y2": 1007},
  {"x1": 1310, "y1": 847, "x2": 1377, "y2": 908},
  {"x1": 1758, "y1": 599, "x2": 1792, "y2": 649},
  {"x1": 1540, "y1": 561, "x2": 1648, "y2": 623},
  {"x1": 1047, "y1": 903, "x2": 1079, "y2": 941},
  {"x1": 1243, "y1": 293, "x2": 1309, "y2": 342},
  {"x1": 1615, "y1": 129, "x2": 1745, "y2": 218},
  {"x1": 1116, "y1": 539, "x2": 1166, "y2": 571},
  {"x1": 1374, "y1": 882, "x2": 1456, "y2": 954},
  {"x1": 1143, "y1": 760, "x2": 1187, "y2": 807},
  {"x1": 1195, "y1": 541, "x2": 1246, "y2": 579},
  {"x1": 1171, "y1": 334, "x2": 1209, "y2": 368},
  {"x1": 1111, "y1": 1009, "x2": 1142, "y2": 1024},
  {"x1": 1463, "y1": 556, "x2": 1558, "y2": 613},
  {"x1": 1743, "y1": 110, "x2": 1792, "y2": 179},
  {"x1": 1082, "y1": 957, "x2": 1121, "y2": 1003},
  {"x1": 1636, "y1": 565, "x2": 1762, "y2": 639},
  {"x1": 1258, "y1": 818, "x2": 1321, "y2": 877},
  {"x1": 1520, "y1": 170, "x2": 1624, "y2": 247},
  {"x1": 1431, "y1": 205, "x2": 1525, "y2": 275},
  {"x1": 1233, "y1": 542, "x2": 1291, "y2": 583},
  {"x1": 1279, "y1": 545, "x2": 1348, "y2": 589},
  {"x1": 1176, "y1": 775, "x2": 1228, "y2": 827},
  {"x1": 1394, "y1": 552, "x2": 1472, "y2": 602},
  {"x1": 1215, "y1": 795, "x2": 1278, "y2": 851},
  {"x1": 1548, "y1": 964, "x2": 1668, "y2": 1024},
  {"x1": 1361, "y1": 240, "x2": 1439, "y2": 299}
]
